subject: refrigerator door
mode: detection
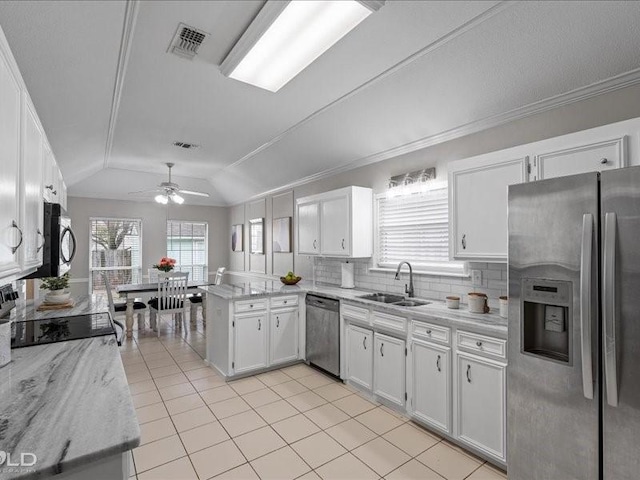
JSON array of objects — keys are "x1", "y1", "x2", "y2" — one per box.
[
  {"x1": 508, "y1": 173, "x2": 599, "y2": 480},
  {"x1": 601, "y1": 165, "x2": 640, "y2": 479}
]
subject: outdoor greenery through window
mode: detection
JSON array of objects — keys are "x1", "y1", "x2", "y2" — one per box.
[
  {"x1": 167, "y1": 221, "x2": 208, "y2": 282},
  {"x1": 90, "y1": 218, "x2": 142, "y2": 294},
  {"x1": 376, "y1": 187, "x2": 466, "y2": 276}
]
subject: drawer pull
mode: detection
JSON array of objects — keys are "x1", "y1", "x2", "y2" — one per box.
[
  {"x1": 466, "y1": 364, "x2": 472, "y2": 383},
  {"x1": 601, "y1": 158, "x2": 608, "y2": 164},
  {"x1": 283, "y1": 300, "x2": 288, "y2": 304},
  {"x1": 426, "y1": 329, "x2": 432, "y2": 336},
  {"x1": 476, "y1": 341, "x2": 483, "y2": 348},
  {"x1": 436, "y1": 355, "x2": 441, "y2": 372}
]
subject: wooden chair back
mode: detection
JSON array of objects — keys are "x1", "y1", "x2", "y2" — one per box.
[{"x1": 156, "y1": 271, "x2": 189, "y2": 313}]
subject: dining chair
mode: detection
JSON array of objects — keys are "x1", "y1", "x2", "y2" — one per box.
[
  {"x1": 102, "y1": 273, "x2": 147, "y2": 331},
  {"x1": 148, "y1": 271, "x2": 189, "y2": 337},
  {"x1": 189, "y1": 267, "x2": 225, "y2": 326}
]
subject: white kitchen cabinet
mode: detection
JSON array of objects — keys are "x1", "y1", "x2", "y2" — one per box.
[
  {"x1": 269, "y1": 307, "x2": 298, "y2": 365},
  {"x1": 346, "y1": 324, "x2": 373, "y2": 390},
  {"x1": 456, "y1": 351, "x2": 506, "y2": 462},
  {"x1": 534, "y1": 136, "x2": 626, "y2": 180},
  {"x1": 449, "y1": 154, "x2": 529, "y2": 262},
  {"x1": 373, "y1": 332, "x2": 405, "y2": 408},
  {"x1": 42, "y1": 144, "x2": 56, "y2": 202},
  {"x1": 59, "y1": 173, "x2": 68, "y2": 211},
  {"x1": 0, "y1": 46, "x2": 22, "y2": 279},
  {"x1": 409, "y1": 339, "x2": 451, "y2": 434},
  {"x1": 296, "y1": 186, "x2": 373, "y2": 258},
  {"x1": 233, "y1": 312, "x2": 268, "y2": 374},
  {"x1": 297, "y1": 201, "x2": 319, "y2": 254},
  {"x1": 20, "y1": 99, "x2": 44, "y2": 271}
]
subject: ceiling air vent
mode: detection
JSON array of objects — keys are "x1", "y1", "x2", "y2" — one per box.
[
  {"x1": 173, "y1": 141, "x2": 200, "y2": 150},
  {"x1": 168, "y1": 23, "x2": 208, "y2": 60}
]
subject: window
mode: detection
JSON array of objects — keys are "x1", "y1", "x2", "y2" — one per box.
[
  {"x1": 167, "y1": 221, "x2": 208, "y2": 281},
  {"x1": 376, "y1": 187, "x2": 466, "y2": 276},
  {"x1": 89, "y1": 218, "x2": 142, "y2": 294}
]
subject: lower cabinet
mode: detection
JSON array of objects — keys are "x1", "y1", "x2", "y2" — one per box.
[
  {"x1": 270, "y1": 307, "x2": 298, "y2": 365},
  {"x1": 346, "y1": 324, "x2": 373, "y2": 390},
  {"x1": 456, "y1": 351, "x2": 506, "y2": 462},
  {"x1": 373, "y1": 332, "x2": 405, "y2": 408},
  {"x1": 409, "y1": 339, "x2": 451, "y2": 434},
  {"x1": 233, "y1": 312, "x2": 268, "y2": 374}
]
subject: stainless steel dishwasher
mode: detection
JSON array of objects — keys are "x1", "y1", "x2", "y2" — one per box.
[{"x1": 305, "y1": 294, "x2": 340, "y2": 377}]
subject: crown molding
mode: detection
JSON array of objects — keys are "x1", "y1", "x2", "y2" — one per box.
[{"x1": 103, "y1": 0, "x2": 139, "y2": 169}]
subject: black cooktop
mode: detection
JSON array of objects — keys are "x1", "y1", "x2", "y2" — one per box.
[{"x1": 11, "y1": 312, "x2": 119, "y2": 348}]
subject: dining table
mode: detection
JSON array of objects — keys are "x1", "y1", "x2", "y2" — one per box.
[{"x1": 116, "y1": 281, "x2": 210, "y2": 338}]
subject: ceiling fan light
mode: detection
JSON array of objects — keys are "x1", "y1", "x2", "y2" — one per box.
[
  {"x1": 155, "y1": 194, "x2": 169, "y2": 204},
  {"x1": 171, "y1": 193, "x2": 185, "y2": 204}
]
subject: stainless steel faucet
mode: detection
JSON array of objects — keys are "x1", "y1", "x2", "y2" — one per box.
[{"x1": 394, "y1": 261, "x2": 414, "y2": 298}]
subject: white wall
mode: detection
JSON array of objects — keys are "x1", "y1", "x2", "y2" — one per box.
[{"x1": 66, "y1": 197, "x2": 229, "y2": 296}]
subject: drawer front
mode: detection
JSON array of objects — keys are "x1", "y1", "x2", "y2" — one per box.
[
  {"x1": 457, "y1": 330, "x2": 506, "y2": 359},
  {"x1": 342, "y1": 303, "x2": 369, "y2": 323},
  {"x1": 271, "y1": 295, "x2": 299, "y2": 309},
  {"x1": 372, "y1": 311, "x2": 407, "y2": 334},
  {"x1": 235, "y1": 298, "x2": 268, "y2": 313},
  {"x1": 413, "y1": 321, "x2": 450, "y2": 345}
]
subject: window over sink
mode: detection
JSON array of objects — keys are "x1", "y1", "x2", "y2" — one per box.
[{"x1": 375, "y1": 187, "x2": 467, "y2": 276}]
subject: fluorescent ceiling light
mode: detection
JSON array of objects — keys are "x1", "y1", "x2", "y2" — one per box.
[{"x1": 221, "y1": 1, "x2": 382, "y2": 92}]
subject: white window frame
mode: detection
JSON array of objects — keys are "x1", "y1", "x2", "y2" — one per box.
[
  {"x1": 166, "y1": 220, "x2": 208, "y2": 281},
  {"x1": 374, "y1": 188, "x2": 468, "y2": 277},
  {"x1": 88, "y1": 217, "x2": 143, "y2": 293}
]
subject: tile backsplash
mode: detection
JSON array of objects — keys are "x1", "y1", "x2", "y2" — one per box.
[{"x1": 310, "y1": 258, "x2": 507, "y2": 308}]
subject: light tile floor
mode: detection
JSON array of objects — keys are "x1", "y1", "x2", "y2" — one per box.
[{"x1": 121, "y1": 315, "x2": 508, "y2": 480}]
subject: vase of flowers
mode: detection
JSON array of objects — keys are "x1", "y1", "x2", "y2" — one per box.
[
  {"x1": 40, "y1": 273, "x2": 71, "y2": 304},
  {"x1": 154, "y1": 257, "x2": 176, "y2": 272}
]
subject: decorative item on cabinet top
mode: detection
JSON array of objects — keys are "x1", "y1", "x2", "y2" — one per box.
[{"x1": 387, "y1": 168, "x2": 436, "y2": 196}]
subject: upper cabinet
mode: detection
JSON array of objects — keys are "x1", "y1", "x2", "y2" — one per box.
[
  {"x1": 449, "y1": 154, "x2": 529, "y2": 262},
  {"x1": 296, "y1": 186, "x2": 373, "y2": 258}
]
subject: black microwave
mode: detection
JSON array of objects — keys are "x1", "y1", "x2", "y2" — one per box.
[{"x1": 25, "y1": 203, "x2": 76, "y2": 279}]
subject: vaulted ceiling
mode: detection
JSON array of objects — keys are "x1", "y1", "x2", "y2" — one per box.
[{"x1": 1, "y1": 0, "x2": 639, "y2": 206}]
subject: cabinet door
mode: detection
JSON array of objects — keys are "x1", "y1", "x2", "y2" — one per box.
[
  {"x1": 321, "y1": 195, "x2": 350, "y2": 256},
  {"x1": 410, "y1": 340, "x2": 451, "y2": 434},
  {"x1": 450, "y1": 156, "x2": 528, "y2": 261},
  {"x1": 42, "y1": 145, "x2": 55, "y2": 202},
  {"x1": 0, "y1": 50, "x2": 22, "y2": 278},
  {"x1": 270, "y1": 308, "x2": 298, "y2": 365},
  {"x1": 536, "y1": 136, "x2": 625, "y2": 180},
  {"x1": 59, "y1": 175, "x2": 67, "y2": 211},
  {"x1": 233, "y1": 313, "x2": 268, "y2": 374},
  {"x1": 297, "y1": 201, "x2": 319, "y2": 254},
  {"x1": 347, "y1": 325, "x2": 373, "y2": 390},
  {"x1": 456, "y1": 352, "x2": 506, "y2": 461},
  {"x1": 373, "y1": 333, "x2": 405, "y2": 407},
  {"x1": 21, "y1": 100, "x2": 44, "y2": 270}
]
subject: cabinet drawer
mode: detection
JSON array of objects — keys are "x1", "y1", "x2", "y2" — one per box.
[
  {"x1": 372, "y1": 311, "x2": 406, "y2": 334},
  {"x1": 235, "y1": 298, "x2": 267, "y2": 313},
  {"x1": 457, "y1": 331, "x2": 506, "y2": 359},
  {"x1": 342, "y1": 303, "x2": 369, "y2": 323},
  {"x1": 413, "y1": 321, "x2": 450, "y2": 345},
  {"x1": 271, "y1": 295, "x2": 299, "y2": 309}
]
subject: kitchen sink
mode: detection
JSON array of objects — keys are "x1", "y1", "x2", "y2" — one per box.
[
  {"x1": 358, "y1": 293, "x2": 405, "y2": 303},
  {"x1": 358, "y1": 293, "x2": 430, "y2": 308}
]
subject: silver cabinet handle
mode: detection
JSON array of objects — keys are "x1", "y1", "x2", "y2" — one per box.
[
  {"x1": 603, "y1": 212, "x2": 618, "y2": 407},
  {"x1": 341, "y1": 239, "x2": 345, "y2": 249},
  {"x1": 283, "y1": 300, "x2": 287, "y2": 304},
  {"x1": 475, "y1": 341, "x2": 483, "y2": 348},
  {"x1": 313, "y1": 239, "x2": 317, "y2": 250},
  {"x1": 426, "y1": 329, "x2": 432, "y2": 335},
  {"x1": 45, "y1": 184, "x2": 54, "y2": 190},
  {"x1": 258, "y1": 319, "x2": 261, "y2": 330},
  {"x1": 462, "y1": 234, "x2": 466, "y2": 250},
  {"x1": 380, "y1": 343, "x2": 384, "y2": 357},
  {"x1": 10, "y1": 221, "x2": 23, "y2": 254},
  {"x1": 276, "y1": 316, "x2": 279, "y2": 328},
  {"x1": 436, "y1": 354, "x2": 441, "y2": 372},
  {"x1": 363, "y1": 336, "x2": 367, "y2": 350},
  {"x1": 580, "y1": 213, "x2": 595, "y2": 400},
  {"x1": 36, "y1": 228, "x2": 45, "y2": 252},
  {"x1": 466, "y1": 364, "x2": 471, "y2": 383},
  {"x1": 601, "y1": 158, "x2": 608, "y2": 164}
]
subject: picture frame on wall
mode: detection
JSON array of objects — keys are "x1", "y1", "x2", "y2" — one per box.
[
  {"x1": 250, "y1": 218, "x2": 265, "y2": 254},
  {"x1": 273, "y1": 217, "x2": 292, "y2": 253},
  {"x1": 231, "y1": 224, "x2": 243, "y2": 252}
]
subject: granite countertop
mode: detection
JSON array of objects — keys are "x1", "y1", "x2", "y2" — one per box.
[
  {"x1": 200, "y1": 278, "x2": 507, "y2": 336},
  {"x1": 0, "y1": 336, "x2": 140, "y2": 480},
  {"x1": 10, "y1": 295, "x2": 110, "y2": 323}
]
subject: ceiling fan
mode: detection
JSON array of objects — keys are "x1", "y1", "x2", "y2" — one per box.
[{"x1": 129, "y1": 163, "x2": 210, "y2": 204}]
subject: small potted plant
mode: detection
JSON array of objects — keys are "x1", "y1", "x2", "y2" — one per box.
[
  {"x1": 40, "y1": 272, "x2": 71, "y2": 304},
  {"x1": 153, "y1": 257, "x2": 177, "y2": 272}
]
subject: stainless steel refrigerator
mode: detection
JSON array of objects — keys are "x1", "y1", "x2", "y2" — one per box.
[{"x1": 507, "y1": 166, "x2": 640, "y2": 479}]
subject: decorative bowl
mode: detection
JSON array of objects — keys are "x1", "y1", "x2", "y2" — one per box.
[{"x1": 280, "y1": 276, "x2": 302, "y2": 285}]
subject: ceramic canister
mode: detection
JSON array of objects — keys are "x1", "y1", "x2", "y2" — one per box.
[
  {"x1": 499, "y1": 296, "x2": 508, "y2": 318},
  {"x1": 468, "y1": 292, "x2": 490, "y2": 314},
  {"x1": 446, "y1": 296, "x2": 460, "y2": 309}
]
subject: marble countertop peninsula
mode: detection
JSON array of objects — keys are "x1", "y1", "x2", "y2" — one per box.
[
  {"x1": 200, "y1": 277, "x2": 507, "y2": 336},
  {"x1": 9, "y1": 295, "x2": 109, "y2": 323}
]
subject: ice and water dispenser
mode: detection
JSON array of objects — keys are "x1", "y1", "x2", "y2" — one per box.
[{"x1": 521, "y1": 278, "x2": 572, "y2": 364}]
